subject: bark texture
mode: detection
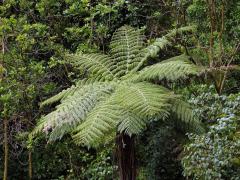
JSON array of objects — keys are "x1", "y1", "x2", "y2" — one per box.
[{"x1": 116, "y1": 133, "x2": 136, "y2": 180}]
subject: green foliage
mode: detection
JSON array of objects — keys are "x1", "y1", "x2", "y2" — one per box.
[
  {"x1": 137, "y1": 121, "x2": 185, "y2": 180},
  {"x1": 182, "y1": 90, "x2": 240, "y2": 179},
  {"x1": 188, "y1": 85, "x2": 240, "y2": 122},
  {"x1": 68, "y1": 53, "x2": 116, "y2": 81},
  {"x1": 1, "y1": 0, "x2": 240, "y2": 179},
  {"x1": 30, "y1": 137, "x2": 116, "y2": 180},
  {"x1": 1, "y1": 0, "x2": 182, "y2": 178},
  {"x1": 184, "y1": 0, "x2": 240, "y2": 94},
  {"x1": 33, "y1": 25, "x2": 202, "y2": 148},
  {"x1": 82, "y1": 148, "x2": 117, "y2": 180},
  {"x1": 187, "y1": 0, "x2": 240, "y2": 41},
  {"x1": 134, "y1": 54, "x2": 200, "y2": 82},
  {"x1": 182, "y1": 116, "x2": 240, "y2": 180}
]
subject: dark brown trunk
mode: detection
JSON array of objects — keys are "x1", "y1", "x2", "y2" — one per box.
[{"x1": 116, "y1": 133, "x2": 136, "y2": 180}]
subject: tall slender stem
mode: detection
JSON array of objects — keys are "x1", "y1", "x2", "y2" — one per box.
[
  {"x1": 2, "y1": 23, "x2": 8, "y2": 180},
  {"x1": 3, "y1": 118, "x2": 8, "y2": 180},
  {"x1": 28, "y1": 150, "x2": 33, "y2": 180}
]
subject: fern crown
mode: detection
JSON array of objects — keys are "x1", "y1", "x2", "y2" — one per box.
[{"x1": 32, "y1": 25, "x2": 202, "y2": 147}]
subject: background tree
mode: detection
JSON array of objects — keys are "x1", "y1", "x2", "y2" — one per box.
[{"x1": 184, "y1": 0, "x2": 240, "y2": 94}]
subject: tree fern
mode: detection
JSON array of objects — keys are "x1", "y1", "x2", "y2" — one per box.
[{"x1": 32, "y1": 25, "x2": 203, "y2": 147}]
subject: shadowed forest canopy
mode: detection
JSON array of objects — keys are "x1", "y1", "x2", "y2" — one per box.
[{"x1": 0, "y1": 0, "x2": 240, "y2": 180}]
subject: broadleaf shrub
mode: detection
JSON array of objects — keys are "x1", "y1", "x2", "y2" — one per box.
[{"x1": 182, "y1": 89, "x2": 240, "y2": 179}]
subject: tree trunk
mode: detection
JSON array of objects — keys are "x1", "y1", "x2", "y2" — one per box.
[
  {"x1": 116, "y1": 133, "x2": 136, "y2": 180},
  {"x1": 3, "y1": 118, "x2": 8, "y2": 180},
  {"x1": 28, "y1": 150, "x2": 32, "y2": 180}
]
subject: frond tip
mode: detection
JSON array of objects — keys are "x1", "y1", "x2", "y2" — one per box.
[
  {"x1": 171, "y1": 99, "x2": 204, "y2": 134},
  {"x1": 40, "y1": 85, "x2": 77, "y2": 108},
  {"x1": 67, "y1": 53, "x2": 115, "y2": 82},
  {"x1": 134, "y1": 54, "x2": 201, "y2": 82},
  {"x1": 33, "y1": 83, "x2": 116, "y2": 141}
]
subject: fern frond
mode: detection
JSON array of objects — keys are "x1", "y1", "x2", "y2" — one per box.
[
  {"x1": 171, "y1": 99, "x2": 204, "y2": 133},
  {"x1": 133, "y1": 54, "x2": 200, "y2": 82},
  {"x1": 31, "y1": 82, "x2": 116, "y2": 141},
  {"x1": 131, "y1": 26, "x2": 195, "y2": 72},
  {"x1": 67, "y1": 53, "x2": 116, "y2": 81},
  {"x1": 40, "y1": 85, "x2": 77, "y2": 108},
  {"x1": 72, "y1": 82, "x2": 177, "y2": 146},
  {"x1": 110, "y1": 25, "x2": 144, "y2": 76},
  {"x1": 117, "y1": 111, "x2": 146, "y2": 136},
  {"x1": 73, "y1": 101, "x2": 122, "y2": 147},
  {"x1": 73, "y1": 104, "x2": 146, "y2": 147},
  {"x1": 114, "y1": 82, "x2": 176, "y2": 119}
]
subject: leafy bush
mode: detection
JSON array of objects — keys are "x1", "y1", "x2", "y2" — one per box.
[
  {"x1": 137, "y1": 122, "x2": 185, "y2": 180},
  {"x1": 182, "y1": 115, "x2": 240, "y2": 180},
  {"x1": 186, "y1": 85, "x2": 240, "y2": 122},
  {"x1": 31, "y1": 138, "x2": 116, "y2": 180},
  {"x1": 182, "y1": 90, "x2": 240, "y2": 179}
]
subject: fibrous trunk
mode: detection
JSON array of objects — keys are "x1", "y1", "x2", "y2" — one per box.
[{"x1": 116, "y1": 133, "x2": 136, "y2": 180}]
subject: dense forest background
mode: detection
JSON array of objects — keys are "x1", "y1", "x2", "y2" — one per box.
[{"x1": 0, "y1": 0, "x2": 240, "y2": 179}]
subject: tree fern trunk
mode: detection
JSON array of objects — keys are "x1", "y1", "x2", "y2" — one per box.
[
  {"x1": 3, "y1": 118, "x2": 8, "y2": 180},
  {"x1": 116, "y1": 133, "x2": 136, "y2": 180}
]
